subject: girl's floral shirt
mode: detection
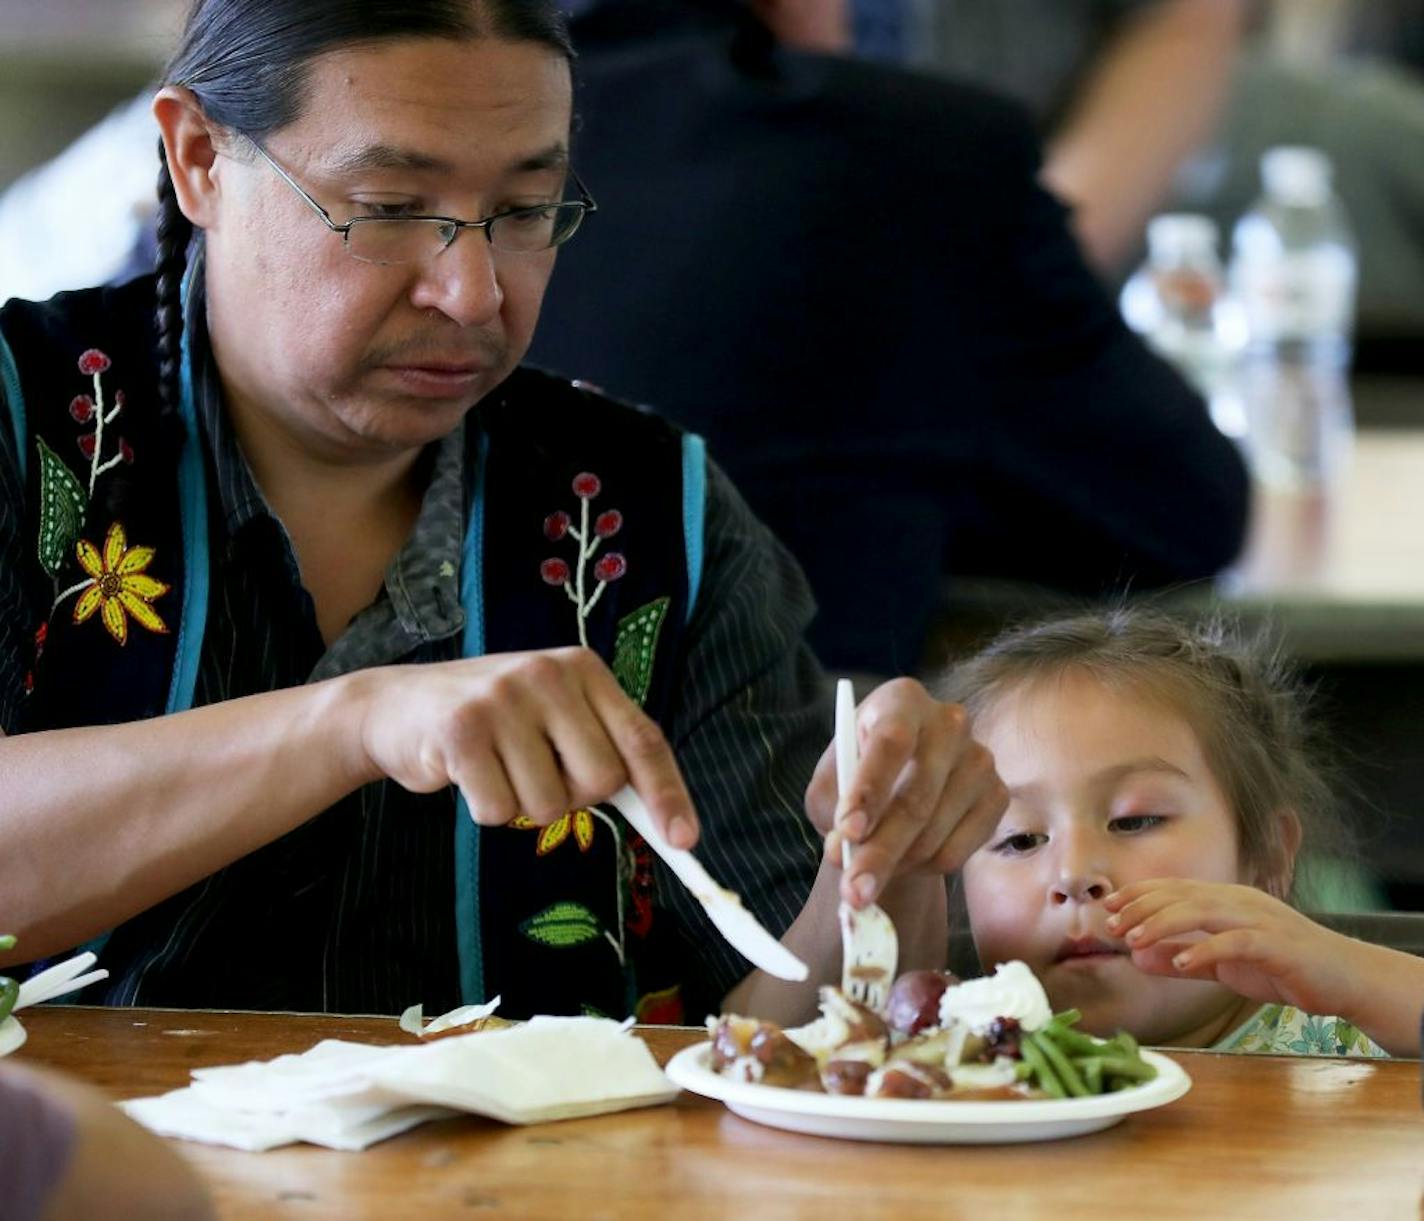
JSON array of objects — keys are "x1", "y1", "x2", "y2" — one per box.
[{"x1": 1214, "y1": 1004, "x2": 1388, "y2": 1057}]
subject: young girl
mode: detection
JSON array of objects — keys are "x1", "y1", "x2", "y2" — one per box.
[{"x1": 940, "y1": 608, "x2": 1424, "y2": 1058}]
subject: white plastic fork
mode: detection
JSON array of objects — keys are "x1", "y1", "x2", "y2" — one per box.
[
  {"x1": 14, "y1": 951, "x2": 109, "y2": 1010},
  {"x1": 835, "y1": 679, "x2": 898, "y2": 1013}
]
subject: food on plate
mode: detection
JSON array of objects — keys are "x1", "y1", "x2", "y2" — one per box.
[{"x1": 706, "y1": 960, "x2": 1156, "y2": 1101}]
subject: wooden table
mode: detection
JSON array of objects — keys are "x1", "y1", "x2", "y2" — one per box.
[{"x1": 13, "y1": 1006, "x2": 1423, "y2": 1220}]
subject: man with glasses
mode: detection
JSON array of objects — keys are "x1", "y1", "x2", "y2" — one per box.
[{"x1": 0, "y1": 2, "x2": 1003, "y2": 1026}]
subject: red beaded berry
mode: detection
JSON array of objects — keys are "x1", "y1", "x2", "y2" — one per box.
[
  {"x1": 77, "y1": 349, "x2": 111, "y2": 376},
  {"x1": 594, "y1": 509, "x2": 623, "y2": 539},
  {"x1": 540, "y1": 557, "x2": 572, "y2": 585},
  {"x1": 69, "y1": 395, "x2": 95, "y2": 423},
  {"x1": 543, "y1": 510, "x2": 571, "y2": 541},
  {"x1": 572, "y1": 472, "x2": 602, "y2": 500},
  {"x1": 593, "y1": 553, "x2": 627, "y2": 582}
]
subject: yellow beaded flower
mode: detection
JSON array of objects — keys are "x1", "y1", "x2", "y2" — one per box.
[{"x1": 71, "y1": 521, "x2": 170, "y2": 644}]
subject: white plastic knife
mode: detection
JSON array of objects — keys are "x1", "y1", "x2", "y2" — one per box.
[{"x1": 605, "y1": 786, "x2": 809, "y2": 982}]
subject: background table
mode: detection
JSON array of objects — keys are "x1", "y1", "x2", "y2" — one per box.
[{"x1": 14, "y1": 1006, "x2": 1423, "y2": 1220}]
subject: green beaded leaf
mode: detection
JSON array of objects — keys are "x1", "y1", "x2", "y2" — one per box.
[
  {"x1": 35, "y1": 436, "x2": 87, "y2": 577},
  {"x1": 520, "y1": 902, "x2": 602, "y2": 949},
  {"x1": 611, "y1": 596, "x2": 669, "y2": 708}
]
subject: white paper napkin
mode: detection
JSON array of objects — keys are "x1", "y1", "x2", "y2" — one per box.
[{"x1": 120, "y1": 1015, "x2": 678, "y2": 1152}]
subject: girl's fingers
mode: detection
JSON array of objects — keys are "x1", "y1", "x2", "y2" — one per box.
[{"x1": 1164, "y1": 928, "x2": 1269, "y2": 977}]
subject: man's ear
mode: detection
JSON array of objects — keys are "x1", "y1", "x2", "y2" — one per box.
[
  {"x1": 1259, "y1": 808, "x2": 1304, "y2": 901},
  {"x1": 152, "y1": 86, "x2": 225, "y2": 230}
]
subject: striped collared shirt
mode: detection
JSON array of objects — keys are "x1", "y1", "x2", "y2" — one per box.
[{"x1": 0, "y1": 268, "x2": 829, "y2": 1021}]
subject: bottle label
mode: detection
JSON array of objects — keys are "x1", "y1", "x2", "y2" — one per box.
[{"x1": 1232, "y1": 246, "x2": 1356, "y2": 343}]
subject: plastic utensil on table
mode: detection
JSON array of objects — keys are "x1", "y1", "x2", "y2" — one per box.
[
  {"x1": 606, "y1": 786, "x2": 808, "y2": 982},
  {"x1": 835, "y1": 679, "x2": 898, "y2": 1011}
]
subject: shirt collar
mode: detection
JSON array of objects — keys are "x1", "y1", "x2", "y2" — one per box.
[{"x1": 182, "y1": 244, "x2": 466, "y2": 645}]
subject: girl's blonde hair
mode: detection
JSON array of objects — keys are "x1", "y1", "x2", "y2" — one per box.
[{"x1": 938, "y1": 607, "x2": 1342, "y2": 900}]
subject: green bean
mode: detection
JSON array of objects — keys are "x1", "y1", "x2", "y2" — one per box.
[
  {"x1": 1079, "y1": 1056, "x2": 1104, "y2": 1093},
  {"x1": 0, "y1": 934, "x2": 14, "y2": 952},
  {"x1": 1098, "y1": 1053, "x2": 1157, "y2": 1084},
  {"x1": 1029, "y1": 1032, "x2": 1091, "y2": 1097},
  {"x1": 1042, "y1": 1020, "x2": 1106, "y2": 1058},
  {"x1": 0, "y1": 977, "x2": 18, "y2": 1025},
  {"x1": 1051, "y1": 1008, "x2": 1083, "y2": 1027},
  {"x1": 1018, "y1": 1032, "x2": 1067, "y2": 1098},
  {"x1": 1110, "y1": 1030, "x2": 1141, "y2": 1058}
]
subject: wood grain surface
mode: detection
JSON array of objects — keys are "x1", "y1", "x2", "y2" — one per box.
[{"x1": 13, "y1": 1006, "x2": 1423, "y2": 1220}]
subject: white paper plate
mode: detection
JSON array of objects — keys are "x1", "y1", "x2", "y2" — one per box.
[
  {"x1": 665, "y1": 1043, "x2": 1190, "y2": 1144},
  {"x1": 0, "y1": 1015, "x2": 27, "y2": 1058}
]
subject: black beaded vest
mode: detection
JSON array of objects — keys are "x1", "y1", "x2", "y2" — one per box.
[{"x1": 0, "y1": 276, "x2": 705, "y2": 1022}]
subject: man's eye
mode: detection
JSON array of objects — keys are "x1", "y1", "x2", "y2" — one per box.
[
  {"x1": 1109, "y1": 814, "x2": 1166, "y2": 834},
  {"x1": 358, "y1": 202, "x2": 422, "y2": 219},
  {"x1": 992, "y1": 831, "x2": 1046, "y2": 855},
  {"x1": 500, "y1": 204, "x2": 558, "y2": 224}
]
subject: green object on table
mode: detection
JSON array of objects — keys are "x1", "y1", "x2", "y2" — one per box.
[
  {"x1": 1018, "y1": 1033, "x2": 1067, "y2": 1098},
  {"x1": 0, "y1": 976, "x2": 17, "y2": 1024},
  {"x1": 0, "y1": 933, "x2": 19, "y2": 1024},
  {"x1": 1030, "y1": 1031, "x2": 1092, "y2": 1097}
]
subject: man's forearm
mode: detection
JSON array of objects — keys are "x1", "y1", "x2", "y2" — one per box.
[
  {"x1": 0, "y1": 675, "x2": 372, "y2": 964},
  {"x1": 721, "y1": 865, "x2": 948, "y2": 1026},
  {"x1": 1044, "y1": 0, "x2": 1245, "y2": 271}
]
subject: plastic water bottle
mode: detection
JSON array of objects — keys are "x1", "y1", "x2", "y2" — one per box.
[
  {"x1": 1120, "y1": 214, "x2": 1249, "y2": 440},
  {"x1": 1229, "y1": 147, "x2": 1357, "y2": 488}
]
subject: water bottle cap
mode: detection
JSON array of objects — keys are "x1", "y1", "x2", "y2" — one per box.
[
  {"x1": 1261, "y1": 146, "x2": 1333, "y2": 205},
  {"x1": 1146, "y1": 214, "x2": 1219, "y2": 264}
]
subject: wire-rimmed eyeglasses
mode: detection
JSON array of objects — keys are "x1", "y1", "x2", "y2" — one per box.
[{"x1": 247, "y1": 139, "x2": 597, "y2": 266}]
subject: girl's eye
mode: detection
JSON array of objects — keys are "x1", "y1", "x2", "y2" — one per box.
[
  {"x1": 1109, "y1": 814, "x2": 1166, "y2": 834},
  {"x1": 992, "y1": 831, "x2": 1047, "y2": 855}
]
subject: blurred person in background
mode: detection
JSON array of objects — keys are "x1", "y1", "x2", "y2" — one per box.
[
  {"x1": 901, "y1": 0, "x2": 1248, "y2": 276},
  {"x1": 1, "y1": 1059, "x2": 211, "y2": 1220},
  {"x1": 885, "y1": 0, "x2": 1424, "y2": 350},
  {"x1": 529, "y1": 0, "x2": 1250, "y2": 676}
]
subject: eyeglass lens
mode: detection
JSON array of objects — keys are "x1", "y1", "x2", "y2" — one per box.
[{"x1": 344, "y1": 204, "x2": 587, "y2": 265}]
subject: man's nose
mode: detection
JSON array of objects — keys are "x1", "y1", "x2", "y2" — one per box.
[{"x1": 408, "y1": 230, "x2": 504, "y2": 328}]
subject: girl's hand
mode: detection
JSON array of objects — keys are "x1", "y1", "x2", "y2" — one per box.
[{"x1": 1103, "y1": 878, "x2": 1370, "y2": 1018}]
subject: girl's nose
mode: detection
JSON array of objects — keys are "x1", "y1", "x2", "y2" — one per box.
[
  {"x1": 1048, "y1": 825, "x2": 1112, "y2": 905},
  {"x1": 1050, "y1": 871, "x2": 1113, "y2": 906}
]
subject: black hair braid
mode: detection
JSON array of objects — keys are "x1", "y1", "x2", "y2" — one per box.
[{"x1": 154, "y1": 139, "x2": 193, "y2": 426}]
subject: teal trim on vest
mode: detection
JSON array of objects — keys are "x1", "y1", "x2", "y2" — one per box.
[
  {"x1": 453, "y1": 431, "x2": 489, "y2": 1005},
  {"x1": 681, "y1": 432, "x2": 706, "y2": 621},
  {"x1": 166, "y1": 274, "x2": 210, "y2": 717},
  {"x1": 0, "y1": 325, "x2": 25, "y2": 487},
  {"x1": 83, "y1": 273, "x2": 210, "y2": 969}
]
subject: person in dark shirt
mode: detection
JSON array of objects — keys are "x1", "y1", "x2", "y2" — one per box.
[{"x1": 528, "y1": 0, "x2": 1250, "y2": 677}]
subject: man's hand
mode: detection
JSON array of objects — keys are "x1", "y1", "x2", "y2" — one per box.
[
  {"x1": 805, "y1": 678, "x2": 1006, "y2": 906},
  {"x1": 350, "y1": 647, "x2": 699, "y2": 848}
]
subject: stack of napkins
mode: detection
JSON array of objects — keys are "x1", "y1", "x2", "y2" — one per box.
[{"x1": 120, "y1": 1016, "x2": 678, "y2": 1151}]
